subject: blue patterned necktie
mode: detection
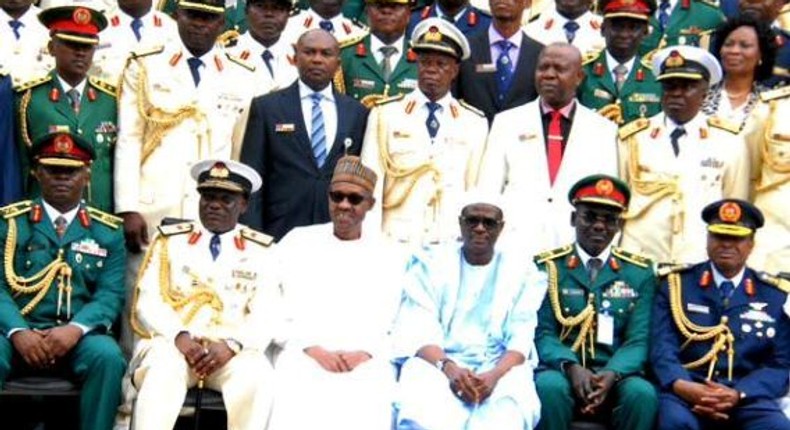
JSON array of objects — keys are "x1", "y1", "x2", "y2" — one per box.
[
  {"x1": 262, "y1": 49, "x2": 274, "y2": 78},
  {"x1": 131, "y1": 17, "x2": 143, "y2": 42},
  {"x1": 187, "y1": 57, "x2": 202, "y2": 87},
  {"x1": 495, "y1": 40, "x2": 515, "y2": 105},
  {"x1": 67, "y1": 89, "x2": 81, "y2": 113},
  {"x1": 310, "y1": 93, "x2": 328, "y2": 168},
  {"x1": 659, "y1": 0, "x2": 671, "y2": 32},
  {"x1": 426, "y1": 102, "x2": 441, "y2": 139},
  {"x1": 564, "y1": 21, "x2": 580, "y2": 43},
  {"x1": 720, "y1": 280, "x2": 735, "y2": 302},
  {"x1": 319, "y1": 20, "x2": 333, "y2": 32},
  {"x1": 670, "y1": 126, "x2": 685, "y2": 157},
  {"x1": 8, "y1": 20, "x2": 22, "y2": 40},
  {"x1": 210, "y1": 234, "x2": 221, "y2": 261}
]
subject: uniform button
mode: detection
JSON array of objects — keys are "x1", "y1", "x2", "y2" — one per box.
[{"x1": 547, "y1": 198, "x2": 553, "y2": 203}]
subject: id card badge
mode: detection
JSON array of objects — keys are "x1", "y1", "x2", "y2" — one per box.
[{"x1": 597, "y1": 313, "x2": 614, "y2": 346}]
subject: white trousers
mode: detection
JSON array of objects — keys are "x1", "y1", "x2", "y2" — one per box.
[
  {"x1": 132, "y1": 338, "x2": 274, "y2": 430},
  {"x1": 396, "y1": 358, "x2": 540, "y2": 430}
]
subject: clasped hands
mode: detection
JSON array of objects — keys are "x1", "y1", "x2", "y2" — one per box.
[
  {"x1": 673, "y1": 379, "x2": 741, "y2": 421},
  {"x1": 566, "y1": 364, "x2": 619, "y2": 415},
  {"x1": 11, "y1": 325, "x2": 83, "y2": 369},
  {"x1": 175, "y1": 332, "x2": 235, "y2": 379},
  {"x1": 444, "y1": 361, "x2": 500, "y2": 405},
  {"x1": 303, "y1": 346, "x2": 372, "y2": 373}
]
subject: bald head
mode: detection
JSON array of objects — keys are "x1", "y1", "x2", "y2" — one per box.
[
  {"x1": 295, "y1": 29, "x2": 341, "y2": 91},
  {"x1": 536, "y1": 43, "x2": 585, "y2": 109}
]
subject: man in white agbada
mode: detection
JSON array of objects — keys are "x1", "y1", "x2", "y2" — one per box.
[
  {"x1": 395, "y1": 195, "x2": 547, "y2": 430},
  {"x1": 130, "y1": 159, "x2": 279, "y2": 430},
  {"x1": 270, "y1": 155, "x2": 404, "y2": 430}
]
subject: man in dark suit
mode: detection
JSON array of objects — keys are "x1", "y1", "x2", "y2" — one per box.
[
  {"x1": 240, "y1": 29, "x2": 369, "y2": 241},
  {"x1": 0, "y1": 71, "x2": 21, "y2": 206},
  {"x1": 453, "y1": 0, "x2": 543, "y2": 123}
]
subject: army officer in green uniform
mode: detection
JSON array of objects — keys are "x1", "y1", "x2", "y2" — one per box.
[
  {"x1": 0, "y1": 131, "x2": 127, "y2": 430},
  {"x1": 337, "y1": 0, "x2": 417, "y2": 107},
  {"x1": 534, "y1": 174, "x2": 658, "y2": 430},
  {"x1": 15, "y1": 5, "x2": 117, "y2": 212},
  {"x1": 641, "y1": 0, "x2": 724, "y2": 56},
  {"x1": 579, "y1": 0, "x2": 662, "y2": 125}
]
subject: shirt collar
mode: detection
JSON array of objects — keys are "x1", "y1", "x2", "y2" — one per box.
[
  {"x1": 2, "y1": 5, "x2": 40, "y2": 25},
  {"x1": 56, "y1": 75, "x2": 88, "y2": 95},
  {"x1": 435, "y1": 3, "x2": 468, "y2": 22},
  {"x1": 200, "y1": 223, "x2": 241, "y2": 243},
  {"x1": 575, "y1": 243, "x2": 612, "y2": 269},
  {"x1": 415, "y1": 89, "x2": 452, "y2": 112},
  {"x1": 488, "y1": 26, "x2": 523, "y2": 50},
  {"x1": 299, "y1": 79, "x2": 335, "y2": 102},
  {"x1": 710, "y1": 262, "x2": 745, "y2": 289},
  {"x1": 308, "y1": 9, "x2": 343, "y2": 27},
  {"x1": 540, "y1": 97, "x2": 576, "y2": 118},
  {"x1": 664, "y1": 111, "x2": 705, "y2": 130},
  {"x1": 370, "y1": 34, "x2": 405, "y2": 55},
  {"x1": 41, "y1": 200, "x2": 80, "y2": 227},
  {"x1": 604, "y1": 50, "x2": 636, "y2": 75}
]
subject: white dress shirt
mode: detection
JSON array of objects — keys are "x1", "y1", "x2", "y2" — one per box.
[{"x1": 299, "y1": 79, "x2": 338, "y2": 152}]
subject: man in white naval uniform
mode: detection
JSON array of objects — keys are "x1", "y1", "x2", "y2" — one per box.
[{"x1": 0, "y1": 0, "x2": 52, "y2": 84}]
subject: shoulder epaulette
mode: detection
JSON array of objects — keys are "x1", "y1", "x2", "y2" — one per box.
[
  {"x1": 0, "y1": 201, "x2": 33, "y2": 219},
  {"x1": 240, "y1": 227, "x2": 273, "y2": 247},
  {"x1": 13, "y1": 75, "x2": 51, "y2": 93},
  {"x1": 373, "y1": 93, "x2": 405, "y2": 106},
  {"x1": 88, "y1": 76, "x2": 117, "y2": 97},
  {"x1": 707, "y1": 116, "x2": 740, "y2": 134},
  {"x1": 130, "y1": 45, "x2": 165, "y2": 60},
  {"x1": 157, "y1": 222, "x2": 194, "y2": 236},
  {"x1": 760, "y1": 85, "x2": 790, "y2": 102},
  {"x1": 612, "y1": 247, "x2": 650, "y2": 268},
  {"x1": 697, "y1": 0, "x2": 719, "y2": 9},
  {"x1": 534, "y1": 244, "x2": 574, "y2": 264},
  {"x1": 458, "y1": 99, "x2": 485, "y2": 117},
  {"x1": 757, "y1": 271, "x2": 790, "y2": 294},
  {"x1": 618, "y1": 117, "x2": 650, "y2": 140},
  {"x1": 225, "y1": 52, "x2": 255, "y2": 72},
  {"x1": 582, "y1": 49, "x2": 602, "y2": 66},
  {"x1": 641, "y1": 48, "x2": 659, "y2": 71},
  {"x1": 86, "y1": 207, "x2": 123, "y2": 229},
  {"x1": 339, "y1": 32, "x2": 367, "y2": 49},
  {"x1": 218, "y1": 29, "x2": 240, "y2": 48},
  {"x1": 656, "y1": 263, "x2": 692, "y2": 277}
]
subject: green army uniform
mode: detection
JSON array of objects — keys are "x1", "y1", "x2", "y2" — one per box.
[
  {"x1": 0, "y1": 199, "x2": 127, "y2": 430},
  {"x1": 338, "y1": 35, "x2": 418, "y2": 106},
  {"x1": 534, "y1": 245, "x2": 658, "y2": 430},
  {"x1": 641, "y1": 0, "x2": 724, "y2": 56},
  {"x1": 579, "y1": 50, "x2": 662, "y2": 125},
  {"x1": 15, "y1": 72, "x2": 118, "y2": 213}
]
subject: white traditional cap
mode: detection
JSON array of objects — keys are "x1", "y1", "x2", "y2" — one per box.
[
  {"x1": 460, "y1": 189, "x2": 505, "y2": 215},
  {"x1": 411, "y1": 17, "x2": 471, "y2": 61},
  {"x1": 651, "y1": 45, "x2": 722, "y2": 85},
  {"x1": 190, "y1": 159, "x2": 262, "y2": 195}
]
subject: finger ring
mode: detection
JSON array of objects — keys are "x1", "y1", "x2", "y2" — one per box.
[
  {"x1": 210, "y1": 360, "x2": 216, "y2": 365},
  {"x1": 456, "y1": 390, "x2": 463, "y2": 397},
  {"x1": 203, "y1": 348, "x2": 209, "y2": 355}
]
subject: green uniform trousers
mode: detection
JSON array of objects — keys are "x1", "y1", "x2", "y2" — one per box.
[
  {"x1": 0, "y1": 333, "x2": 126, "y2": 430},
  {"x1": 536, "y1": 369, "x2": 657, "y2": 430}
]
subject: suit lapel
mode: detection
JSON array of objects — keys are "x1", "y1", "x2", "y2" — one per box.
[
  {"x1": 34, "y1": 211, "x2": 60, "y2": 245},
  {"x1": 360, "y1": 38, "x2": 386, "y2": 82},
  {"x1": 506, "y1": 33, "x2": 532, "y2": 104},
  {"x1": 473, "y1": 34, "x2": 501, "y2": 106}
]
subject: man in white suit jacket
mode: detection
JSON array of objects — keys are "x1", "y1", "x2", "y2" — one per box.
[{"x1": 479, "y1": 42, "x2": 618, "y2": 256}]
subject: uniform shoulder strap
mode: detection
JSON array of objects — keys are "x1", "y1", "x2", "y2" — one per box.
[
  {"x1": 707, "y1": 116, "x2": 740, "y2": 134},
  {"x1": 611, "y1": 247, "x2": 651, "y2": 268},
  {"x1": 534, "y1": 244, "x2": 574, "y2": 264},
  {"x1": 240, "y1": 227, "x2": 273, "y2": 247},
  {"x1": 13, "y1": 75, "x2": 52, "y2": 93},
  {"x1": 157, "y1": 222, "x2": 195, "y2": 237},
  {"x1": 225, "y1": 52, "x2": 256, "y2": 72},
  {"x1": 458, "y1": 99, "x2": 485, "y2": 118},
  {"x1": 757, "y1": 271, "x2": 790, "y2": 294},
  {"x1": 0, "y1": 201, "x2": 33, "y2": 219},
  {"x1": 86, "y1": 207, "x2": 123, "y2": 229},
  {"x1": 618, "y1": 117, "x2": 650, "y2": 140},
  {"x1": 88, "y1": 76, "x2": 118, "y2": 97}
]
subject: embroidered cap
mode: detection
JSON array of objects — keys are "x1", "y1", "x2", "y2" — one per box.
[
  {"x1": 331, "y1": 156, "x2": 377, "y2": 193},
  {"x1": 32, "y1": 131, "x2": 95, "y2": 167},
  {"x1": 702, "y1": 199, "x2": 764, "y2": 237},
  {"x1": 568, "y1": 174, "x2": 631, "y2": 210},
  {"x1": 191, "y1": 159, "x2": 262, "y2": 195},
  {"x1": 178, "y1": 0, "x2": 226, "y2": 15},
  {"x1": 600, "y1": 0, "x2": 654, "y2": 21},
  {"x1": 38, "y1": 5, "x2": 107, "y2": 45},
  {"x1": 652, "y1": 45, "x2": 722, "y2": 85},
  {"x1": 411, "y1": 17, "x2": 471, "y2": 61}
]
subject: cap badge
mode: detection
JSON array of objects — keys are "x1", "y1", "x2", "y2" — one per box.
[
  {"x1": 72, "y1": 7, "x2": 91, "y2": 25},
  {"x1": 665, "y1": 51, "x2": 685, "y2": 68},
  {"x1": 425, "y1": 26, "x2": 442, "y2": 43},
  {"x1": 209, "y1": 162, "x2": 230, "y2": 179},
  {"x1": 54, "y1": 135, "x2": 74, "y2": 153},
  {"x1": 719, "y1": 201, "x2": 742, "y2": 223},
  {"x1": 595, "y1": 179, "x2": 614, "y2": 196}
]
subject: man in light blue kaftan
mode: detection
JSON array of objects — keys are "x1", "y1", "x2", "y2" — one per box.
[{"x1": 394, "y1": 196, "x2": 547, "y2": 430}]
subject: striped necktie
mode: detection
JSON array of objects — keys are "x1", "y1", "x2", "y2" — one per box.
[{"x1": 310, "y1": 93, "x2": 328, "y2": 168}]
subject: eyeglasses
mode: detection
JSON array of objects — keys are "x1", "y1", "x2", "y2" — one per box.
[
  {"x1": 460, "y1": 215, "x2": 502, "y2": 230},
  {"x1": 329, "y1": 191, "x2": 366, "y2": 205}
]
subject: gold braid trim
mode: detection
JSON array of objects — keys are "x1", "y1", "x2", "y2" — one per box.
[
  {"x1": 377, "y1": 106, "x2": 441, "y2": 210},
  {"x1": 130, "y1": 236, "x2": 161, "y2": 338},
  {"x1": 668, "y1": 273, "x2": 735, "y2": 380},
  {"x1": 4, "y1": 218, "x2": 73, "y2": 317},
  {"x1": 134, "y1": 58, "x2": 209, "y2": 164},
  {"x1": 546, "y1": 259, "x2": 596, "y2": 367},
  {"x1": 755, "y1": 100, "x2": 790, "y2": 194},
  {"x1": 19, "y1": 90, "x2": 34, "y2": 148}
]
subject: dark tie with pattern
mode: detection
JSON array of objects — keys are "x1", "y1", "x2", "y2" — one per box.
[
  {"x1": 564, "y1": 21, "x2": 580, "y2": 43},
  {"x1": 55, "y1": 216, "x2": 68, "y2": 238},
  {"x1": 426, "y1": 102, "x2": 441, "y2": 139},
  {"x1": 670, "y1": 126, "x2": 685, "y2": 157},
  {"x1": 262, "y1": 49, "x2": 274, "y2": 78},
  {"x1": 67, "y1": 89, "x2": 81, "y2": 114},
  {"x1": 495, "y1": 40, "x2": 515, "y2": 105},
  {"x1": 319, "y1": 20, "x2": 333, "y2": 32},
  {"x1": 210, "y1": 234, "x2": 221, "y2": 260},
  {"x1": 131, "y1": 17, "x2": 143, "y2": 42},
  {"x1": 187, "y1": 57, "x2": 203, "y2": 87},
  {"x1": 587, "y1": 257, "x2": 603, "y2": 283},
  {"x1": 659, "y1": 0, "x2": 671, "y2": 32},
  {"x1": 8, "y1": 20, "x2": 22, "y2": 40}
]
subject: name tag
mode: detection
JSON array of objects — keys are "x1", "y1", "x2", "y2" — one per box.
[
  {"x1": 594, "y1": 88, "x2": 613, "y2": 100},
  {"x1": 275, "y1": 123, "x2": 295, "y2": 133},
  {"x1": 397, "y1": 78, "x2": 417, "y2": 90},
  {"x1": 597, "y1": 313, "x2": 614, "y2": 345},
  {"x1": 475, "y1": 63, "x2": 496, "y2": 73},
  {"x1": 393, "y1": 130, "x2": 411, "y2": 139},
  {"x1": 700, "y1": 157, "x2": 724, "y2": 168},
  {"x1": 561, "y1": 288, "x2": 585, "y2": 296},
  {"x1": 352, "y1": 78, "x2": 375, "y2": 89},
  {"x1": 629, "y1": 93, "x2": 661, "y2": 103},
  {"x1": 232, "y1": 269, "x2": 256, "y2": 281},
  {"x1": 687, "y1": 303, "x2": 709, "y2": 314}
]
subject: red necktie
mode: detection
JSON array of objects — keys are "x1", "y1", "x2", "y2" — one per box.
[{"x1": 547, "y1": 110, "x2": 563, "y2": 185}]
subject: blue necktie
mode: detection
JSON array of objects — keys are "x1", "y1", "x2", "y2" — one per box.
[
  {"x1": 187, "y1": 57, "x2": 202, "y2": 87},
  {"x1": 310, "y1": 93, "x2": 328, "y2": 168},
  {"x1": 8, "y1": 20, "x2": 22, "y2": 40},
  {"x1": 495, "y1": 40, "x2": 515, "y2": 105},
  {"x1": 670, "y1": 126, "x2": 685, "y2": 157},
  {"x1": 564, "y1": 21, "x2": 580, "y2": 43},
  {"x1": 426, "y1": 102, "x2": 441, "y2": 139},
  {"x1": 319, "y1": 20, "x2": 333, "y2": 32},
  {"x1": 659, "y1": 0, "x2": 671, "y2": 32},
  {"x1": 210, "y1": 234, "x2": 221, "y2": 261},
  {"x1": 131, "y1": 17, "x2": 143, "y2": 42},
  {"x1": 262, "y1": 49, "x2": 274, "y2": 78},
  {"x1": 720, "y1": 280, "x2": 735, "y2": 302}
]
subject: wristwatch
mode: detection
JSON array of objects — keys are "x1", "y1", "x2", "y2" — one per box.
[
  {"x1": 224, "y1": 338, "x2": 243, "y2": 355},
  {"x1": 435, "y1": 358, "x2": 452, "y2": 373}
]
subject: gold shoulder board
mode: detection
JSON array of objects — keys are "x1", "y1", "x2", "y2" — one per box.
[
  {"x1": 225, "y1": 52, "x2": 256, "y2": 72},
  {"x1": 612, "y1": 247, "x2": 650, "y2": 268},
  {"x1": 86, "y1": 207, "x2": 123, "y2": 229},
  {"x1": 757, "y1": 271, "x2": 790, "y2": 294},
  {"x1": 130, "y1": 45, "x2": 165, "y2": 60},
  {"x1": 241, "y1": 227, "x2": 273, "y2": 247},
  {"x1": 655, "y1": 263, "x2": 692, "y2": 277},
  {"x1": 698, "y1": 0, "x2": 719, "y2": 8},
  {"x1": 218, "y1": 29, "x2": 241, "y2": 48},
  {"x1": 582, "y1": 49, "x2": 602, "y2": 66},
  {"x1": 760, "y1": 85, "x2": 790, "y2": 102},
  {"x1": 707, "y1": 116, "x2": 740, "y2": 134},
  {"x1": 458, "y1": 99, "x2": 485, "y2": 117},
  {"x1": 13, "y1": 75, "x2": 52, "y2": 93},
  {"x1": 618, "y1": 117, "x2": 650, "y2": 140},
  {"x1": 339, "y1": 33, "x2": 367, "y2": 50},
  {"x1": 157, "y1": 222, "x2": 194, "y2": 236},
  {"x1": 88, "y1": 76, "x2": 117, "y2": 97},
  {"x1": 534, "y1": 244, "x2": 574, "y2": 264},
  {"x1": 374, "y1": 93, "x2": 405, "y2": 107},
  {"x1": 0, "y1": 201, "x2": 33, "y2": 219}
]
